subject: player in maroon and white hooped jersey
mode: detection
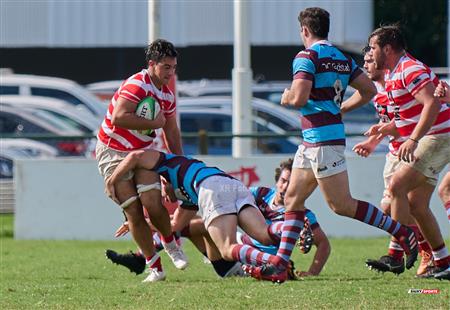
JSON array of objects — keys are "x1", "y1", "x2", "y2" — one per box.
[
  {"x1": 367, "y1": 25, "x2": 450, "y2": 279},
  {"x1": 95, "y1": 39, "x2": 187, "y2": 283},
  {"x1": 353, "y1": 50, "x2": 433, "y2": 276}
]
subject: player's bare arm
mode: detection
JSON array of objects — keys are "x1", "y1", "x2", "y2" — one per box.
[
  {"x1": 307, "y1": 227, "x2": 331, "y2": 276},
  {"x1": 111, "y1": 96, "x2": 166, "y2": 130},
  {"x1": 105, "y1": 150, "x2": 161, "y2": 201},
  {"x1": 341, "y1": 73, "x2": 376, "y2": 113},
  {"x1": 171, "y1": 207, "x2": 198, "y2": 232},
  {"x1": 162, "y1": 115, "x2": 183, "y2": 155},
  {"x1": 281, "y1": 79, "x2": 312, "y2": 108}
]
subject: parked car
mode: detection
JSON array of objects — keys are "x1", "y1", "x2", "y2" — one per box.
[
  {"x1": 179, "y1": 106, "x2": 299, "y2": 155},
  {"x1": 0, "y1": 95, "x2": 101, "y2": 132},
  {"x1": 178, "y1": 96, "x2": 388, "y2": 154},
  {"x1": 0, "y1": 74, "x2": 107, "y2": 118},
  {"x1": 178, "y1": 79, "x2": 291, "y2": 102},
  {"x1": 1, "y1": 138, "x2": 58, "y2": 158},
  {"x1": 86, "y1": 80, "x2": 123, "y2": 102},
  {"x1": 0, "y1": 149, "x2": 26, "y2": 179},
  {"x1": 0, "y1": 105, "x2": 91, "y2": 156}
]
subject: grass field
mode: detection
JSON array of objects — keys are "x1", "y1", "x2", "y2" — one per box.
[{"x1": 1, "y1": 214, "x2": 448, "y2": 309}]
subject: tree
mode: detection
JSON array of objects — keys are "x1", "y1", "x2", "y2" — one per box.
[{"x1": 374, "y1": 0, "x2": 448, "y2": 67}]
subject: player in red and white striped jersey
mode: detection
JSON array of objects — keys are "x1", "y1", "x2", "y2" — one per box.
[
  {"x1": 367, "y1": 25, "x2": 450, "y2": 279},
  {"x1": 354, "y1": 50, "x2": 433, "y2": 276},
  {"x1": 95, "y1": 39, "x2": 186, "y2": 283}
]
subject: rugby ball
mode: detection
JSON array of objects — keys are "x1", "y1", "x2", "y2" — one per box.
[{"x1": 135, "y1": 96, "x2": 161, "y2": 135}]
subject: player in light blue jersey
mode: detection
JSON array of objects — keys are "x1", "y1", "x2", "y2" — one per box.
[
  {"x1": 245, "y1": 7, "x2": 419, "y2": 282},
  {"x1": 106, "y1": 150, "x2": 289, "y2": 282},
  {"x1": 239, "y1": 158, "x2": 331, "y2": 277}
]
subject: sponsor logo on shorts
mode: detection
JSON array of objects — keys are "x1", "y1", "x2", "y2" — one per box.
[
  {"x1": 317, "y1": 166, "x2": 328, "y2": 173},
  {"x1": 332, "y1": 159, "x2": 345, "y2": 167}
]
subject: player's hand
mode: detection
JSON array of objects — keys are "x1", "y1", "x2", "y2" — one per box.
[
  {"x1": 376, "y1": 122, "x2": 398, "y2": 139},
  {"x1": 397, "y1": 138, "x2": 417, "y2": 163},
  {"x1": 364, "y1": 124, "x2": 382, "y2": 137},
  {"x1": 352, "y1": 140, "x2": 375, "y2": 157},
  {"x1": 105, "y1": 178, "x2": 119, "y2": 204},
  {"x1": 280, "y1": 88, "x2": 291, "y2": 106},
  {"x1": 161, "y1": 178, "x2": 177, "y2": 203},
  {"x1": 434, "y1": 80, "x2": 449, "y2": 100},
  {"x1": 114, "y1": 221, "x2": 129, "y2": 237}
]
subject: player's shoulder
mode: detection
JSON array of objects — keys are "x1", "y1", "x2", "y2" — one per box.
[
  {"x1": 251, "y1": 186, "x2": 273, "y2": 197},
  {"x1": 295, "y1": 48, "x2": 319, "y2": 61},
  {"x1": 400, "y1": 54, "x2": 428, "y2": 71},
  {"x1": 160, "y1": 85, "x2": 176, "y2": 102},
  {"x1": 124, "y1": 69, "x2": 148, "y2": 85}
]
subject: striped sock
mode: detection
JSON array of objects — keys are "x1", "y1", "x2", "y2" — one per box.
[
  {"x1": 267, "y1": 221, "x2": 283, "y2": 245},
  {"x1": 432, "y1": 244, "x2": 450, "y2": 268},
  {"x1": 353, "y1": 201, "x2": 404, "y2": 238},
  {"x1": 411, "y1": 225, "x2": 432, "y2": 253},
  {"x1": 276, "y1": 210, "x2": 305, "y2": 267},
  {"x1": 146, "y1": 253, "x2": 162, "y2": 272},
  {"x1": 231, "y1": 244, "x2": 279, "y2": 267},
  {"x1": 240, "y1": 234, "x2": 259, "y2": 247},
  {"x1": 387, "y1": 240, "x2": 404, "y2": 261}
]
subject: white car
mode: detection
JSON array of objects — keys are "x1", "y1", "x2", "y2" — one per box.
[
  {"x1": 1, "y1": 138, "x2": 58, "y2": 158},
  {"x1": 0, "y1": 74, "x2": 107, "y2": 117},
  {"x1": 86, "y1": 80, "x2": 123, "y2": 102},
  {"x1": 0, "y1": 105, "x2": 91, "y2": 156},
  {"x1": 0, "y1": 95, "x2": 101, "y2": 132}
]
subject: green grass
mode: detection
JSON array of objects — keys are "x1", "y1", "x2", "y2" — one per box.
[{"x1": 1, "y1": 214, "x2": 448, "y2": 309}]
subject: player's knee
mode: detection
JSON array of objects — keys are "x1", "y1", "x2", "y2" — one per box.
[
  {"x1": 137, "y1": 182, "x2": 162, "y2": 209},
  {"x1": 389, "y1": 176, "x2": 408, "y2": 196},
  {"x1": 284, "y1": 194, "x2": 304, "y2": 211},
  {"x1": 123, "y1": 202, "x2": 145, "y2": 222}
]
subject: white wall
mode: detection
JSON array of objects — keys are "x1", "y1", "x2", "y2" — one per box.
[
  {"x1": 1, "y1": 1, "x2": 372, "y2": 48},
  {"x1": 14, "y1": 155, "x2": 448, "y2": 240}
]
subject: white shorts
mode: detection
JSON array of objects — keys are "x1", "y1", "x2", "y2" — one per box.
[
  {"x1": 197, "y1": 176, "x2": 257, "y2": 228},
  {"x1": 95, "y1": 140, "x2": 134, "y2": 181},
  {"x1": 292, "y1": 144, "x2": 347, "y2": 178},
  {"x1": 381, "y1": 152, "x2": 402, "y2": 206},
  {"x1": 404, "y1": 133, "x2": 450, "y2": 186}
]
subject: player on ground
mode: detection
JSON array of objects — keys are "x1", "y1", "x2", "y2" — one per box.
[
  {"x1": 353, "y1": 50, "x2": 433, "y2": 276},
  {"x1": 365, "y1": 25, "x2": 450, "y2": 279},
  {"x1": 96, "y1": 39, "x2": 187, "y2": 283},
  {"x1": 245, "y1": 7, "x2": 418, "y2": 282},
  {"x1": 106, "y1": 212, "x2": 245, "y2": 278},
  {"x1": 239, "y1": 159, "x2": 331, "y2": 277},
  {"x1": 106, "y1": 150, "x2": 289, "y2": 282}
]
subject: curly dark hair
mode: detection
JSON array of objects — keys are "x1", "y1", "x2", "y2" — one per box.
[
  {"x1": 145, "y1": 39, "x2": 178, "y2": 64},
  {"x1": 368, "y1": 24, "x2": 406, "y2": 52},
  {"x1": 274, "y1": 158, "x2": 293, "y2": 182}
]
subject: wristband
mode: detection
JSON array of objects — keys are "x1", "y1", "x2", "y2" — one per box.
[{"x1": 409, "y1": 138, "x2": 419, "y2": 144}]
